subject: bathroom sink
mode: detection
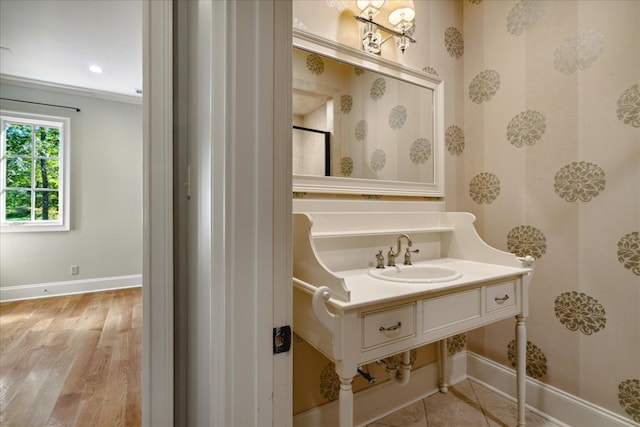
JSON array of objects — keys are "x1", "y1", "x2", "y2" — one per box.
[{"x1": 368, "y1": 264, "x2": 462, "y2": 283}]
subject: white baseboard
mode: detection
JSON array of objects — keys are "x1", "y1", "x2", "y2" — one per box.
[
  {"x1": 0, "y1": 274, "x2": 142, "y2": 302},
  {"x1": 293, "y1": 351, "x2": 467, "y2": 427},
  {"x1": 467, "y1": 351, "x2": 638, "y2": 427}
]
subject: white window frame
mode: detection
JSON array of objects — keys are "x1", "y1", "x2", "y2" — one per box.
[{"x1": 1, "y1": 110, "x2": 71, "y2": 232}]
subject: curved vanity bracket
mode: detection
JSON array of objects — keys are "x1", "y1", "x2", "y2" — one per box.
[
  {"x1": 440, "y1": 212, "x2": 528, "y2": 269},
  {"x1": 312, "y1": 286, "x2": 343, "y2": 359},
  {"x1": 293, "y1": 213, "x2": 351, "y2": 301}
]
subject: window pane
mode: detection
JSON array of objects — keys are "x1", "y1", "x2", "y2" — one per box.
[
  {"x1": 35, "y1": 126, "x2": 60, "y2": 158},
  {"x1": 35, "y1": 191, "x2": 59, "y2": 220},
  {"x1": 5, "y1": 124, "x2": 33, "y2": 155},
  {"x1": 35, "y1": 158, "x2": 59, "y2": 189},
  {"x1": 5, "y1": 190, "x2": 31, "y2": 221},
  {"x1": 6, "y1": 157, "x2": 32, "y2": 188}
]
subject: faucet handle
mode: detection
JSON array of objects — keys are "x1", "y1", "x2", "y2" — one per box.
[
  {"x1": 404, "y1": 248, "x2": 419, "y2": 265},
  {"x1": 375, "y1": 250, "x2": 385, "y2": 268},
  {"x1": 387, "y1": 246, "x2": 397, "y2": 266}
]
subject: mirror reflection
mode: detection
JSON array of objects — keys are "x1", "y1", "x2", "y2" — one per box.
[{"x1": 292, "y1": 47, "x2": 435, "y2": 184}]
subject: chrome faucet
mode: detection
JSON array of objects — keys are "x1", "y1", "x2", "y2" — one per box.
[
  {"x1": 393, "y1": 233, "x2": 420, "y2": 265},
  {"x1": 396, "y1": 233, "x2": 412, "y2": 256},
  {"x1": 378, "y1": 234, "x2": 420, "y2": 267},
  {"x1": 387, "y1": 234, "x2": 419, "y2": 266}
]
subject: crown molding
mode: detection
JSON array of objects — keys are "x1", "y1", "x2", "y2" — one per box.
[{"x1": 0, "y1": 74, "x2": 142, "y2": 105}]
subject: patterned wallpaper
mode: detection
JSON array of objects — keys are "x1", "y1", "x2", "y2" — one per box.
[
  {"x1": 461, "y1": 0, "x2": 639, "y2": 423},
  {"x1": 292, "y1": 0, "x2": 639, "y2": 423}
]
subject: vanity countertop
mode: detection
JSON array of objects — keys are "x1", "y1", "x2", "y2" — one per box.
[{"x1": 294, "y1": 258, "x2": 531, "y2": 310}]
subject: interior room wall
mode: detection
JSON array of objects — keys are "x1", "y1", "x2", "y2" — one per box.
[
  {"x1": 292, "y1": 0, "x2": 639, "y2": 423},
  {"x1": 291, "y1": 0, "x2": 463, "y2": 415},
  {"x1": 461, "y1": 0, "x2": 639, "y2": 423},
  {"x1": 0, "y1": 83, "x2": 142, "y2": 288}
]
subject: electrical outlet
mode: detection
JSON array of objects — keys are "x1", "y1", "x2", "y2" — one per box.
[{"x1": 71, "y1": 265, "x2": 79, "y2": 275}]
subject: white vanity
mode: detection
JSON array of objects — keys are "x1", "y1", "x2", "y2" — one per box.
[
  {"x1": 291, "y1": 29, "x2": 534, "y2": 427},
  {"x1": 293, "y1": 211, "x2": 535, "y2": 427}
]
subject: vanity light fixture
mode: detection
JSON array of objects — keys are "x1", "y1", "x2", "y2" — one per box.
[{"x1": 354, "y1": 0, "x2": 416, "y2": 55}]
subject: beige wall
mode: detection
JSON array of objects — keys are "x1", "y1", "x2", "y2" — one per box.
[
  {"x1": 461, "y1": 0, "x2": 639, "y2": 422},
  {"x1": 292, "y1": 0, "x2": 639, "y2": 422},
  {"x1": 0, "y1": 83, "x2": 142, "y2": 287}
]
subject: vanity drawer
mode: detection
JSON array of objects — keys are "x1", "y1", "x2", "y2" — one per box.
[
  {"x1": 486, "y1": 281, "x2": 516, "y2": 313},
  {"x1": 362, "y1": 303, "x2": 415, "y2": 349},
  {"x1": 422, "y1": 289, "x2": 481, "y2": 333}
]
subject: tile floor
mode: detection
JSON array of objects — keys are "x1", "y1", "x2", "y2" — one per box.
[{"x1": 367, "y1": 379, "x2": 561, "y2": 427}]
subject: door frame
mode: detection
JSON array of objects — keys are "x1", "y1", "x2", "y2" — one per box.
[
  {"x1": 142, "y1": 1, "x2": 292, "y2": 425},
  {"x1": 142, "y1": 0, "x2": 173, "y2": 425}
]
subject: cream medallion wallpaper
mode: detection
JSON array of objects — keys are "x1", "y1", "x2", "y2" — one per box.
[
  {"x1": 292, "y1": 0, "x2": 639, "y2": 423},
  {"x1": 461, "y1": 1, "x2": 639, "y2": 423}
]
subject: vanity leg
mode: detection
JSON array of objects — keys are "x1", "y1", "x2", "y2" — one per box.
[
  {"x1": 339, "y1": 376, "x2": 354, "y2": 427},
  {"x1": 516, "y1": 314, "x2": 527, "y2": 426},
  {"x1": 438, "y1": 339, "x2": 449, "y2": 393}
]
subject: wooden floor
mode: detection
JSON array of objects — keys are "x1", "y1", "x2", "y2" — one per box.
[{"x1": 0, "y1": 288, "x2": 141, "y2": 427}]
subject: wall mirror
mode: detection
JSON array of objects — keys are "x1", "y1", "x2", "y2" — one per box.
[{"x1": 292, "y1": 29, "x2": 444, "y2": 197}]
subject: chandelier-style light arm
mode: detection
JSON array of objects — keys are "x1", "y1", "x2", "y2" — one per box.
[{"x1": 354, "y1": 15, "x2": 417, "y2": 44}]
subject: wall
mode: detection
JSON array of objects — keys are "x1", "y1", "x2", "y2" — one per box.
[
  {"x1": 293, "y1": 0, "x2": 639, "y2": 423},
  {"x1": 0, "y1": 83, "x2": 142, "y2": 289},
  {"x1": 291, "y1": 0, "x2": 464, "y2": 415},
  {"x1": 460, "y1": 0, "x2": 639, "y2": 423}
]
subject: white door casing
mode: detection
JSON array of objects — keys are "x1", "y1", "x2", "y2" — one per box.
[
  {"x1": 142, "y1": 0, "x2": 173, "y2": 426},
  {"x1": 225, "y1": 1, "x2": 292, "y2": 425},
  {"x1": 157, "y1": 1, "x2": 293, "y2": 426}
]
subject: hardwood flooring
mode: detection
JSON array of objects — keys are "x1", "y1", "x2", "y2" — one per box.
[{"x1": 0, "y1": 288, "x2": 141, "y2": 427}]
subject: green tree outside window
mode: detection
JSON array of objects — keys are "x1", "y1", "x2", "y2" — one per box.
[{"x1": 3, "y1": 122, "x2": 61, "y2": 221}]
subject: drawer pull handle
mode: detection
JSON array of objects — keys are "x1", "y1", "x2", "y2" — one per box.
[
  {"x1": 494, "y1": 294, "x2": 510, "y2": 304},
  {"x1": 379, "y1": 322, "x2": 402, "y2": 332}
]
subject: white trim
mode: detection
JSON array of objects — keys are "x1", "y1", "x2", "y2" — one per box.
[
  {"x1": 271, "y1": 1, "x2": 294, "y2": 425},
  {"x1": 0, "y1": 75, "x2": 142, "y2": 105},
  {"x1": 223, "y1": 2, "x2": 292, "y2": 425},
  {"x1": 292, "y1": 198, "x2": 446, "y2": 214},
  {"x1": 293, "y1": 351, "x2": 467, "y2": 427},
  {"x1": 142, "y1": 1, "x2": 173, "y2": 426},
  {"x1": 467, "y1": 352, "x2": 638, "y2": 427},
  {"x1": 1, "y1": 110, "x2": 71, "y2": 232},
  {"x1": 0, "y1": 275, "x2": 142, "y2": 302},
  {"x1": 210, "y1": 1, "x2": 228, "y2": 424}
]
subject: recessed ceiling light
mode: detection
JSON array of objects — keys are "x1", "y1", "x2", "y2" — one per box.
[{"x1": 89, "y1": 65, "x2": 103, "y2": 74}]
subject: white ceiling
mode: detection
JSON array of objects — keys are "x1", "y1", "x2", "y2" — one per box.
[{"x1": 0, "y1": 0, "x2": 142, "y2": 98}]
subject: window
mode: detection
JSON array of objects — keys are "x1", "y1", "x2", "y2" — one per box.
[{"x1": 1, "y1": 111, "x2": 70, "y2": 232}]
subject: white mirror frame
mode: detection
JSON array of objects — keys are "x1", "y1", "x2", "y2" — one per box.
[{"x1": 292, "y1": 29, "x2": 445, "y2": 197}]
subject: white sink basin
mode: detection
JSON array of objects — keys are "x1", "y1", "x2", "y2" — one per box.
[{"x1": 368, "y1": 264, "x2": 462, "y2": 283}]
